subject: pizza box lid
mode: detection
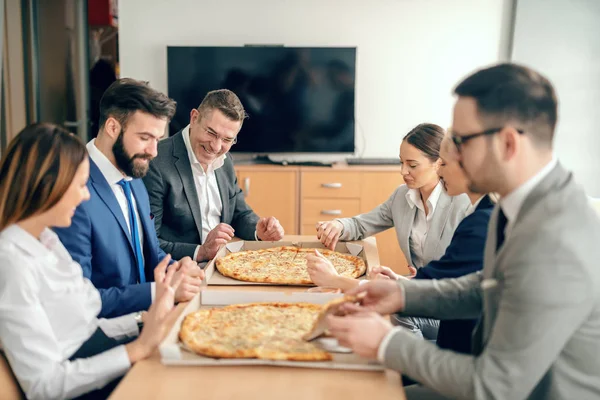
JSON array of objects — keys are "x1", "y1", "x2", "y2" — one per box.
[
  {"x1": 158, "y1": 289, "x2": 384, "y2": 371},
  {"x1": 203, "y1": 237, "x2": 378, "y2": 287}
]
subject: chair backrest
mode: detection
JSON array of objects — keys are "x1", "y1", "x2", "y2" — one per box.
[{"x1": 0, "y1": 352, "x2": 23, "y2": 400}]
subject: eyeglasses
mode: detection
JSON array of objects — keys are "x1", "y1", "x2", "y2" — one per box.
[
  {"x1": 202, "y1": 125, "x2": 237, "y2": 145},
  {"x1": 450, "y1": 127, "x2": 524, "y2": 152}
]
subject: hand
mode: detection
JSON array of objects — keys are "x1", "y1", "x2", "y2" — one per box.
[
  {"x1": 407, "y1": 266, "x2": 417, "y2": 278},
  {"x1": 126, "y1": 259, "x2": 184, "y2": 363},
  {"x1": 197, "y1": 223, "x2": 235, "y2": 261},
  {"x1": 326, "y1": 312, "x2": 393, "y2": 359},
  {"x1": 306, "y1": 249, "x2": 340, "y2": 287},
  {"x1": 153, "y1": 254, "x2": 177, "y2": 300},
  {"x1": 173, "y1": 257, "x2": 204, "y2": 303},
  {"x1": 316, "y1": 220, "x2": 344, "y2": 250},
  {"x1": 343, "y1": 280, "x2": 405, "y2": 315},
  {"x1": 368, "y1": 266, "x2": 399, "y2": 281},
  {"x1": 256, "y1": 217, "x2": 284, "y2": 241}
]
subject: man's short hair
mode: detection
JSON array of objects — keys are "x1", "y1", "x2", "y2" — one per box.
[
  {"x1": 454, "y1": 63, "x2": 558, "y2": 148},
  {"x1": 197, "y1": 89, "x2": 247, "y2": 123},
  {"x1": 99, "y1": 78, "x2": 177, "y2": 130}
]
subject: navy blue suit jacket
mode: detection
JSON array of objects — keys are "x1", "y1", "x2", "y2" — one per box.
[
  {"x1": 55, "y1": 158, "x2": 169, "y2": 318},
  {"x1": 414, "y1": 195, "x2": 494, "y2": 354}
]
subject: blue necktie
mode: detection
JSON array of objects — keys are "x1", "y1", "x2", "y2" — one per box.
[{"x1": 118, "y1": 179, "x2": 146, "y2": 283}]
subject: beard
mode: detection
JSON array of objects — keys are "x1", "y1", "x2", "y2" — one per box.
[{"x1": 112, "y1": 131, "x2": 153, "y2": 178}]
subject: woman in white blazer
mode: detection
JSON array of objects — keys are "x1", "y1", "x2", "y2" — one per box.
[{"x1": 0, "y1": 124, "x2": 181, "y2": 400}]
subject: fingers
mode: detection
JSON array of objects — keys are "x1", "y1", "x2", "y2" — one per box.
[
  {"x1": 169, "y1": 266, "x2": 185, "y2": 293},
  {"x1": 315, "y1": 221, "x2": 325, "y2": 238},
  {"x1": 316, "y1": 221, "x2": 330, "y2": 241},
  {"x1": 153, "y1": 254, "x2": 172, "y2": 281},
  {"x1": 212, "y1": 223, "x2": 235, "y2": 238},
  {"x1": 266, "y1": 217, "x2": 276, "y2": 231},
  {"x1": 323, "y1": 224, "x2": 340, "y2": 250},
  {"x1": 329, "y1": 236, "x2": 339, "y2": 251},
  {"x1": 408, "y1": 266, "x2": 417, "y2": 277}
]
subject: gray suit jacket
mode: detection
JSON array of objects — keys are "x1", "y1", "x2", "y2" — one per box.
[
  {"x1": 143, "y1": 131, "x2": 259, "y2": 260},
  {"x1": 383, "y1": 164, "x2": 600, "y2": 400},
  {"x1": 338, "y1": 185, "x2": 470, "y2": 267}
]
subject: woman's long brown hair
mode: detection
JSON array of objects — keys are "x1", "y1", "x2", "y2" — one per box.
[{"x1": 0, "y1": 123, "x2": 87, "y2": 231}]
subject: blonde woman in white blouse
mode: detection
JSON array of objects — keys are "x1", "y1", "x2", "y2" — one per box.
[{"x1": 0, "y1": 123, "x2": 182, "y2": 400}]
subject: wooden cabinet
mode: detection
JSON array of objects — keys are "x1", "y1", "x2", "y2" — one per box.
[
  {"x1": 360, "y1": 171, "x2": 408, "y2": 275},
  {"x1": 236, "y1": 166, "x2": 299, "y2": 235},
  {"x1": 234, "y1": 164, "x2": 409, "y2": 276}
]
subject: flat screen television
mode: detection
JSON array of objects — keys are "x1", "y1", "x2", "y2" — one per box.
[{"x1": 167, "y1": 46, "x2": 356, "y2": 154}]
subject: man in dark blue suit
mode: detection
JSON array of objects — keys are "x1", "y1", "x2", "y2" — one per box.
[{"x1": 55, "y1": 79, "x2": 203, "y2": 318}]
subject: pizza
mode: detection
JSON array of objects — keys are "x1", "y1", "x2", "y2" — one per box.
[
  {"x1": 179, "y1": 302, "x2": 333, "y2": 361},
  {"x1": 303, "y1": 294, "x2": 365, "y2": 341},
  {"x1": 215, "y1": 246, "x2": 366, "y2": 285}
]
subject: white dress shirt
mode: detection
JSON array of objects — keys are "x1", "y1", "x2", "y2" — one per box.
[
  {"x1": 182, "y1": 125, "x2": 224, "y2": 259},
  {"x1": 405, "y1": 180, "x2": 444, "y2": 267},
  {"x1": 0, "y1": 225, "x2": 138, "y2": 400},
  {"x1": 87, "y1": 140, "x2": 155, "y2": 299},
  {"x1": 377, "y1": 157, "x2": 559, "y2": 363},
  {"x1": 500, "y1": 157, "x2": 558, "y2": 238},
  {"x1": 464, "y1": 195, "x2": 485, "y2": 218}
]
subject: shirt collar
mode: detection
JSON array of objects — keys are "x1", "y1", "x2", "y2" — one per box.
[
  {"x1": 464, "y1": 195, "x2": 485, "y2": 217},
  {"x1": 86, "y1": 139, "x2": 131, "y2": 185},
  {"x1": 0, "y1": 225, "x2": 65, "y2": 260},
  {"x1": 405, "y1": 180, "x2": 443, "y2": 215},
  {"x1": 182, "y1": 125, "x2": 226, "y2": 173},
  {"x1": 500, "y1": 157, "x2": 558, "y2": 224}
]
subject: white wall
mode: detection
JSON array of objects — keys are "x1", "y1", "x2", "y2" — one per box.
[
  {"x1": 119, "y1": 0, "x2": 511, "y2": 158},
  {"x1": 512, "y1": 0, "x2": 600, "y2": 197}
]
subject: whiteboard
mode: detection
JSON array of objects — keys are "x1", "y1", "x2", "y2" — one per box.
[{"x1": 512, "y1": 0, "x2": 600, "y2": 197}]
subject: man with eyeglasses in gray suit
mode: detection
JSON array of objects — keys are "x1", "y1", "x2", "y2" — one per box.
[
  {"x1": 325, "y1": 63, "x2": 600, "y2": 400},
  {"x1": 143, "y1": 89, "x2": 284, "y2": 264}
]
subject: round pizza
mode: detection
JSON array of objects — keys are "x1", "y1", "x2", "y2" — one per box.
[
  {"x1": 179, "y1": 302, "x2": 333, "y2": 361},
  {"x1": 215, "y1": 246, "x2": 366, "y2": 284}
]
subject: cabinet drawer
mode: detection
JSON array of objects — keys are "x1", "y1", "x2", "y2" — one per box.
[
  {"x1": 302, "y1": 172, "x2": 360, "y2": 198},
  {"x1": 301, "y1": 199, "x2": 360, "y2": 224},
  {"x1": 301, "y1": 225, "x2": 319, "y2": 236}
]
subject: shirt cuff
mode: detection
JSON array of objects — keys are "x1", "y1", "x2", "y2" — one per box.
[
  {"x1": 151, "y1": 282, "x2": 156, "y2": 303},
  {"x1": 254, "y1": 230, "x2": 260, "y2": 241},
  {"x1": 193, "y1": 245, "x2": 201, "y2": 262},
  {"x1": 377, "y1": 327, "x2": 402, "y2": 363},
  {"x1": 97, "y1": 313, "x2": 140, "y2": 340}
]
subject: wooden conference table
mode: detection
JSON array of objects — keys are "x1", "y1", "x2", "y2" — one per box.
[{"x1": 110, "y1": 236, "x2": 407, "y2": 400}]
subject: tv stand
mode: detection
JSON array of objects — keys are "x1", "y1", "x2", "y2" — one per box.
[{"x1": 251, "y1": 155, "x2": 332, "y2": 167}]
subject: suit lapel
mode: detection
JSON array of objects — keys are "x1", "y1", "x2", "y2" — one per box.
[
  {"x1": 215, "y1": 166, "x2": 229, "y2": 223},
  {"x1": 483, "y1": 205, "x2": 501, "y2": 278},
  {"x1": 422, "y1": 190, "x2": 451, "y2": 259},
  {"x1": 130, "y1": 180, "x2": 153, "y2": 250},
  {"x1": 398, "y1": 197, "x2": 415, "y2": 266},
  {"x1": 89, "y1": 158, "x2": 134, "y2": 250},
  {"x1": 173, "y1": 133, "x2": 204, "y2": 240}
]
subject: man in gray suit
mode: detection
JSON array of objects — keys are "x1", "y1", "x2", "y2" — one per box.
[
  {"x1": 143, "y1": 89, "x2": 284, "y2": 262},
  {"x1": 327, "y1": 63, "x2": 600, "y2": 399}
]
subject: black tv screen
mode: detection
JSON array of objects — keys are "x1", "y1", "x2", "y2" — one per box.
[{"x1": 167, "y1": 46, "x2": 356, "y2": 153}]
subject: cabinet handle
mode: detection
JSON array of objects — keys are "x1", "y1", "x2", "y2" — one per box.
[
  {"x1": 321, "y1": 210, "x2": 342, "y2": 216},
  {"x1": 321, "y1": 182, "x2": 342, "y2": 189},
  {"x1": 244, "y1": 177, "x2": 250, "y2": 196}
]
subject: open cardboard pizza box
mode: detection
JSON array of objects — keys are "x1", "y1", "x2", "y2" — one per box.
[
  {"x1": 203, "y1": 237, "x2": 379, "y2": 286},
  {"x1": 159, "y1": 289, "x2": 384, "y2": 371}
]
